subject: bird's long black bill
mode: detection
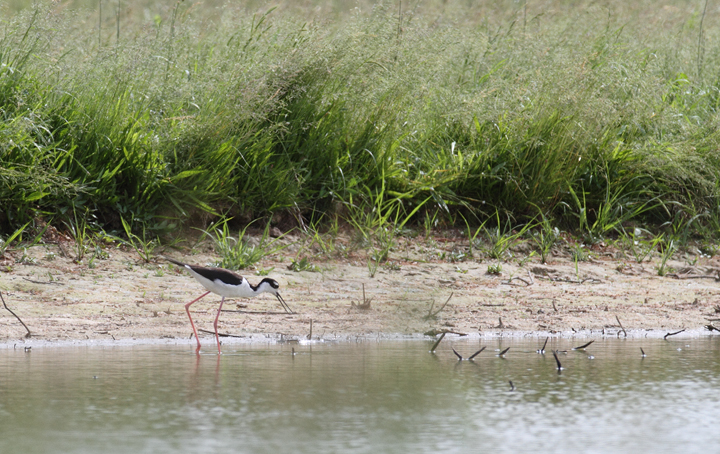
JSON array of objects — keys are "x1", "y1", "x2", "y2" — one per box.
[{"x1": 277, "y1": 293, "x2": 294, "y2": 314}]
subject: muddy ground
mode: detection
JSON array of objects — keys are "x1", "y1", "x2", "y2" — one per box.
[{"x1": 2, "y1": 229, "x2": 720, "y2": 346}]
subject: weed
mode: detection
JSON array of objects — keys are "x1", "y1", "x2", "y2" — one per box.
[
  {"x1": 120, "y1": 217, "x2": 159, "y2": 263},
  {"x1": 657, "y1": 239, "x2": 677, "y2": 276},
  {"x1": 621, "y1": 227, "x2": 663, "y2": 264},
  {"x1": 288, "y1": 256, "x2": 317, "y2": 272},
  {"x1": 0, "y1": 222, "x2": 29, "y2": 258},
  {"x1": 570, "y1": 244, "x2": 589, "y2": 262},
  {"x1": 255, "y1": 266, "x2": 275, "y2": 276},
  {"x1": 529, "y1": 208, "x2": 559, "y2": 264},
  {"x1": 63, "y1": 208, "x2": 93, "y2": 264},
  {"x1": 17, "y1": 248, "x2": 36, "y2": 265},
  {"x1": 383, "y1": 261, "x2": 402, "y2": 271},
  {"x1": 202, "y1": 218, "x2": 290, "y2": 270},
  {"x1": 487, "y1": 263, "x2": 503, "y2": 275},
  {"x1": 477, "y1": 211, "x2": 533, "y2": 260}
]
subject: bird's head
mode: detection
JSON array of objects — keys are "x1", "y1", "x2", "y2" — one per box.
[
  {"x1": 256, "y1": 278, "x2": 281, "y2": 294},
  {"x1": 256, "y1": 278, "x2": 294, "y2": 314}
]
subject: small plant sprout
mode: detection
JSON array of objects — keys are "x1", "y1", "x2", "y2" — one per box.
[
  {"x1": 487, "y1": 263, "x2": 503, "y2": 275},
  {"x1": 288, "y1": 256, "x2": 317, "y2": 272},
  {"x1": 121, "y1": 217, "x2": 160, "y2": 263},
  {"x1": 0, "y1": 222, "x2": 30, "y2": 258}
]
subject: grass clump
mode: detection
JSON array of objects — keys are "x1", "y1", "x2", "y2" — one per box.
[
  {"x1": 0, "y1": 0, "x2": 718, "y2": 247},
  {"x1": 201, "y1": 218, "x2": 288, "y2": 270}
]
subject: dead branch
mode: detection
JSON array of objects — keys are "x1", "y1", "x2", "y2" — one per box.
[
  {"x1": 351, "y1": 283, "x2": 373, "y2": 310},
  {"x1": 198, "y1": 329, "x2": 245, "y2": 338},
  {"x1": 616, "y1": 315, "x2": 627, "y2": 337},
  {"x1": 502, "y1": 271, "x2": 534, "y2": 287},
  {"x1": 429, "y1": 331, "x2": 446, "y2": 352},
  {"x1": 452, "y1": 347, "x2": 463, "y2": 360},
  {"x1": 424, "y1": 292, "x2": 453, "y2": 320},
  {"x1": 22, "y1": 277, "x2": 64, "y2": 285},
  {"x1": 552, "y1": 350, "x2": 562, "y2": 371},
  {"x1": 664, "y1": 329, "x2": 686, "y2": 339},
  {"x1": 668, "y1": 272, "x2": 720, "y2": 281},
  {"x1": 221, "y1": 310, "x2": 293, "y2": 315},
  {"x1": 537, "y1": 337, "x2": 549, "y2": 354},
  {"x1": 572, "y1": 340, "x2": 594, "y2": 350},
  {"x1": 0, "y1": 291, "x2": 31, "y2": 337},
  {"x1": 468, "y1": 346, "x2": 486, "y2": 360}
]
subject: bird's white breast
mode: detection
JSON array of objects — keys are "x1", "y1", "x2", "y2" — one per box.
[{"x1": 186, "y1": 268, "x2": 258, "y2": 298}]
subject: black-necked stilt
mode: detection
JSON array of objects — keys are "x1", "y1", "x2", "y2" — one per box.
[{"x1": 165, "y1": 257, "x2": 293, "y2": 354}]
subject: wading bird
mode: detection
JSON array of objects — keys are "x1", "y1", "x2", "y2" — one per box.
[{"x1": 165, "y1": 257, "x2": 293, "y2": 354}]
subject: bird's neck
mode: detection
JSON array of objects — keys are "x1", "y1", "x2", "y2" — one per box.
[{"x1": 251, "y1": 281, "x2": 273, "y2": 294}]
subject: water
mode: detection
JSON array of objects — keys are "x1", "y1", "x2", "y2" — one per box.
[{"x1": 1, "y1": 337, "x2": 719, "y2": 453}]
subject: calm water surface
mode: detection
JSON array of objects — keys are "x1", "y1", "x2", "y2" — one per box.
[{"x1": 1, "y1": 337, "x2": 720, "y2": 453}]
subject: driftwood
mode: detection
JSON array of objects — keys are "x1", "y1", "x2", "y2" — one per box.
[{"x1": 664, "y1": 329, "x2": 686, "y2": 340}]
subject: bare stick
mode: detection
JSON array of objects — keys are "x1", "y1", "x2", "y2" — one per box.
[
  {"x1": 615, "y1": 315, "x2": 627, "y2": 337},
  {"x1": 468, "y1": 346, "x2": 486, "y2": 360},
  {"x1": 498, "y1": 347, "x2": 510, "y2": 357},
  {"x1": 429, "y1": 331, "x2": 446, "y2": 352},
  {"x1": 503, "y1": 275, "x2": 533, "y2": 286},
  {"x1": 664, "y1": 329, "x2": 685, "y2": 340},
  {"x1": 552, "y1": 350, "x2": 562, "y2": 371},
  {"x1": 221, "y1": 310, "x2": 294, "y2": 315},
  {"x1": 537, "y1": 337, "x2": 549, "y2": 354},
  {"x1": 198, "y1": 328, "x2": 244, "y2": 338},
  {"x1": 706, "y1": 325, "x2": 720, "y2": 333},
  {"x1": 640, "y1": 347, "x2": 646, "y2": 357},
  {"x1": 23, "y1": 277, "x2": 64, "y2": 285},
  {"x1": 452, "y1": 347, "x2": 463, "y2": 360},
  {"x1": 509, "y1": 380, "x2": 515, "y2": 392},
  {"x1": 425, "y1": 293, "x2": 453, "y2": 320},
  {"x1": 572, "y1": 340, "x2": 594, "y2": 350},
  {"x1": 668, "y1": 273, "x2": 720, "y2": 281},
  {"x1": 0, "y1": 291, "x2": 31, "y2": 337},
  {"x1": 307, "y1": 319, "x2": 313, "y2": 340}
]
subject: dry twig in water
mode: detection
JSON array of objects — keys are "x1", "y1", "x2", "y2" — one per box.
[
  {"x1": 572, "y1": 340, "x2": 594, "y2": 350},
  {"x1": 429, "y1": 331, "x2": 446, "y2": 352},
  {"x1": 616, "y1": 315, "x2": 627, "y2": 337},
  {"x1": 664, "y1": 329, "x2": 686, "y2": 339},
  {"x1": 468, "y1": 346, "x2": 486, "y2": 360},
  {"x1": 552, "y1": 350, "x2": 563, "y2": 371}
]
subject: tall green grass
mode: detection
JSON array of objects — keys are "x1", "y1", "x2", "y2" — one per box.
[{"x1": 1, "y1": 0, "x2": 719, "y2": 242}]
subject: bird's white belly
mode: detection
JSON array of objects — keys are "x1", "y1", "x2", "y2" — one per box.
[{"x1": 188, "y1": 269, "x2": 257, "y2": 298}]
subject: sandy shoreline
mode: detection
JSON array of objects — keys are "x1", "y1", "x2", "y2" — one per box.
[{"x1": 2, "y1": 233, "x2": 720, "y2": 348}]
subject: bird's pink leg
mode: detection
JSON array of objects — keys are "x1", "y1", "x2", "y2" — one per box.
[
  {"x1": 185, "y1": 291, "x2": 211, "y2": 353},
  {"x1": 213, "y1": 297, "x2": 225, "y2": 355}
]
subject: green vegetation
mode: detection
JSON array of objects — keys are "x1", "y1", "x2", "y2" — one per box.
[{"x1": 1, "y1": 0, "x2": 719, "y2": 267}]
